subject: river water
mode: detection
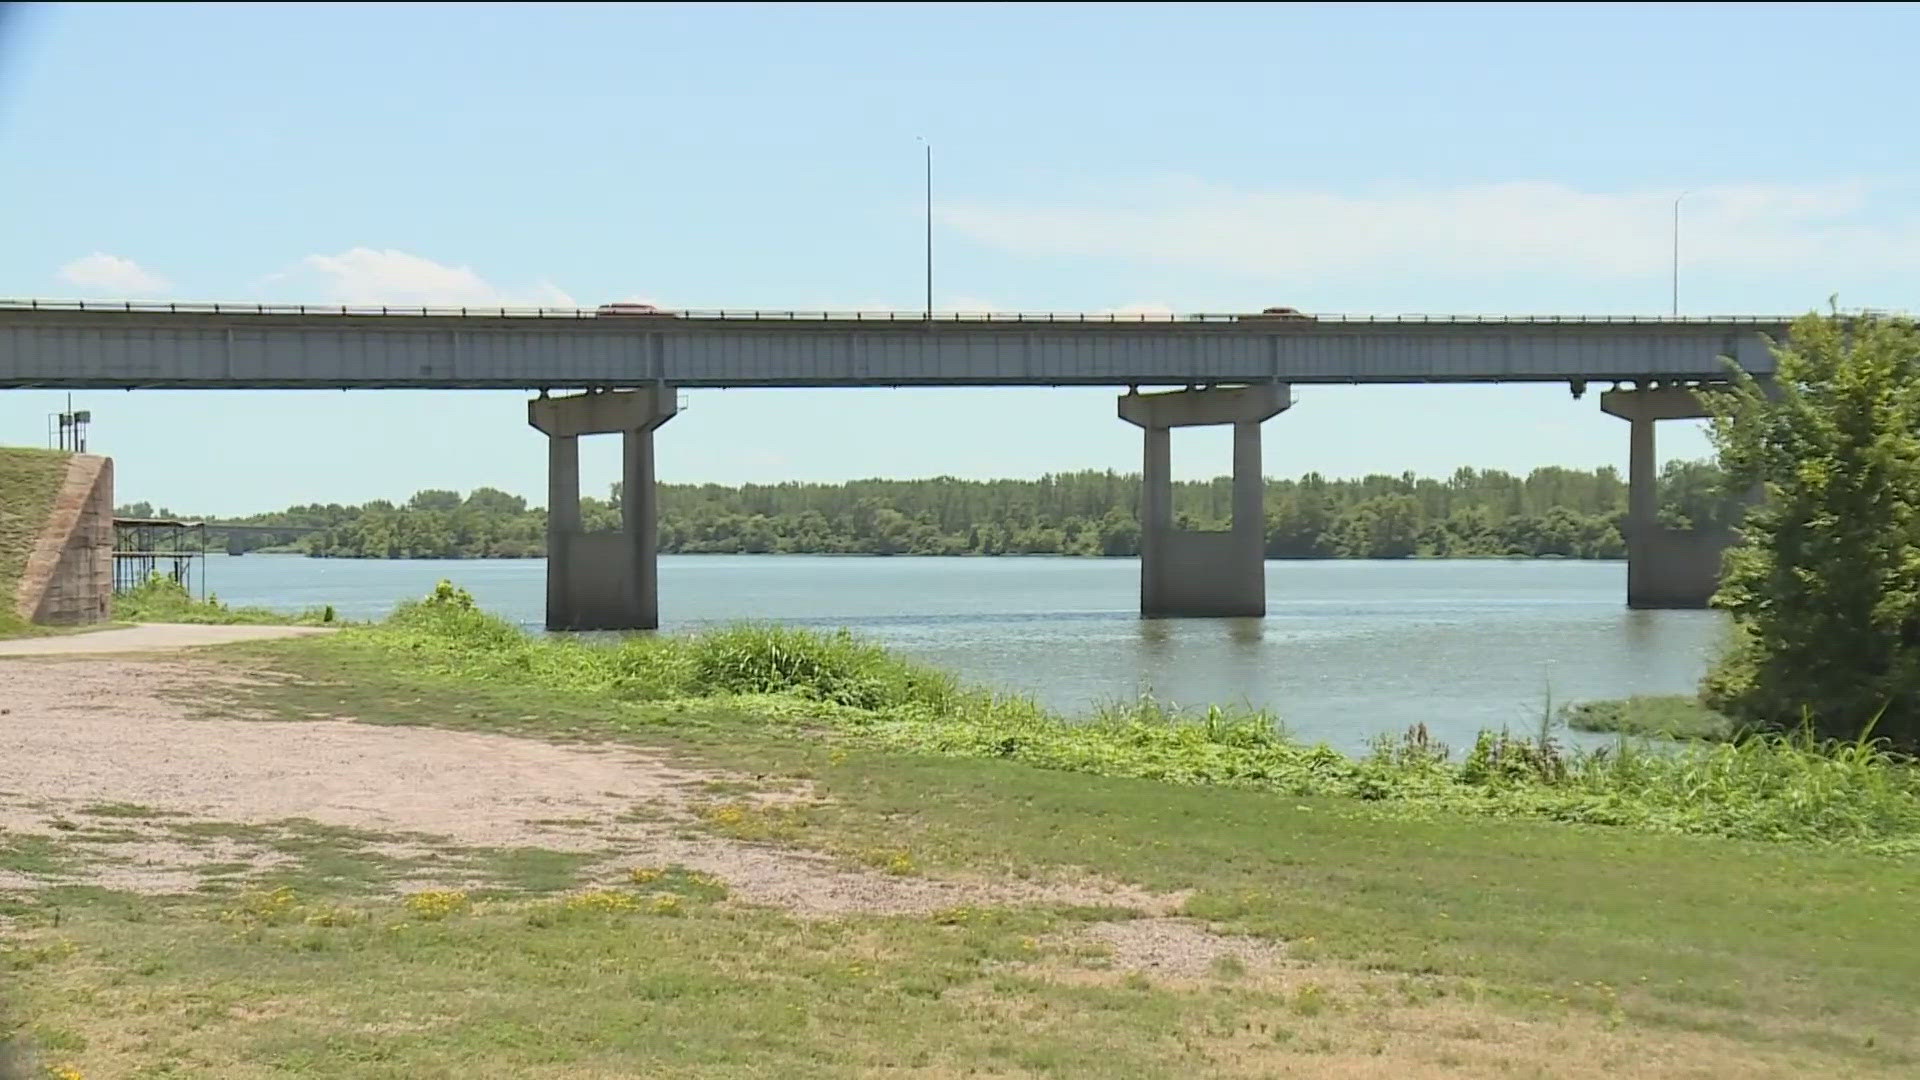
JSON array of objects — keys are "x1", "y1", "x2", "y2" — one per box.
[{"x1": 199, "y1": 555, "x2": 1723, "y2": 754}]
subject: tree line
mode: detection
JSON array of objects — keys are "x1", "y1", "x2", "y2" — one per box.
[{"x1": 120, "y1": 461, "x2": 1748, "y2": 561}]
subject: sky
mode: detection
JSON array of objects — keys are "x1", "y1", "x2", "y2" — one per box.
[{"x1": 2, "y1": 1, "x2": 1917, "y2": 516}]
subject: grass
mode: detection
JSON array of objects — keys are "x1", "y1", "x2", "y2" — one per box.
[
  {"x1": 113, "y1": 576, "x2": 341, "y2": 626},
  {"x1": 0, "y1": 814, "x2": 603, "y2": 915},
  {"x1": 5, "y1": 884, "x2": 1362, "y2": 1078},
  {"x1": 0, "y1": 447, "x2": 72, "y2": 639},
  {"x1": 7, "y1": 581, "x2": 1920, "y2": 1075},
  {"x1": 1564, "y1": 695, "x2": 1736, "y2": 741},
  {"x1": 0, "y1": 621, "x2": 127, "y2": 642},
  {"x1": 6, "y1": 643, "x2": 1919, "y2": 1076}
]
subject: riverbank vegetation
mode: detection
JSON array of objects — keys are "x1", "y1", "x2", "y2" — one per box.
[
  {"x1": 112, "y1": 575, "x2": 340, "y2": 626},
  {"x1": 1562, "y1": 696, "x2": 1734, "y2": 741},
  {"x1": 290, "y1": 582, "x2": 1920, "y2": 851},
  {"x1": 128, "y1": 459, "x2": 1748, "y2": 560}
]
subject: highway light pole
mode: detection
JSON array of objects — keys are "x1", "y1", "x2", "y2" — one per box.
[
  {"x1": 919, "y1": 138, "x2": 932, "y2": 320},
  {"x1": 1672, "y1": 190, "x2": 1689, "y2": 317}
]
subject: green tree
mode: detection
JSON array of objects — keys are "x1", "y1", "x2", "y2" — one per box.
[
  {"x1": 1701, "y1": 311, "x2": 1920, "y2": 749},
  {"x1": 464, "y1": 487, "x2": 528, "y2": 515},
  {"x1": 1657, "y1": 460, "x2": 1747, "y2": 532},
  {"x1": 1097, "y1": 508, "x2": 1140, "y2": 556},
  {"x1": 1329, "y1": 494, "x2": 1421, "y2": 558}
]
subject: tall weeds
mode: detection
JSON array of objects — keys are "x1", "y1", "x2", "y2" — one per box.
[
  {"x1": 368, "y1": 583, "x2": 1920, "y2": 850},
  {"x1": 116, "y1": 575, "x2": 337, "y2": 626}
]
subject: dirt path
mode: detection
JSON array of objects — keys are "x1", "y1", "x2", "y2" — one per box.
[
  {"x1": 0, "y1": 623, "x2": 335, "y2": 655},
  {"x1": 0, "y1": 655, "x2": 1172, "y2": 916}
]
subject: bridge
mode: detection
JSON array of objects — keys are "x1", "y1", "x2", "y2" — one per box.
[
  {"x1": 0, "y1": 300, "x2": 1784, "y2": 388},
  {"x1": 4, "y1": 300, "x2": 1792, "y2": 627},
  {"x1": 212, "y1": 523, "x2": 325, "y2": 556}
]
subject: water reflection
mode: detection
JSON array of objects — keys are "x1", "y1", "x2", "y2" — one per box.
[{"x1": 1224, "y1": 617, "x2": 1264, "y2": 647}]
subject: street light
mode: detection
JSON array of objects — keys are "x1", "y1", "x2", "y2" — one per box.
[
  {"x1": 917, "y1": 137, "x2": 932, "y2": 321},
  {"x1": 1671, "y1": 190, "x2": 1690, "y2": 317}
]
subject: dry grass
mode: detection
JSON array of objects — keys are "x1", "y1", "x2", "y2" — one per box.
[{"x1": 949, "y1": 945, "x2": 1836, "y2": 1080}]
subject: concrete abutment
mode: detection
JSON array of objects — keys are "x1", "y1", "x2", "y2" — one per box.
[{"x1": 12, "y1": 453, "x2": 113, "y2": 626}]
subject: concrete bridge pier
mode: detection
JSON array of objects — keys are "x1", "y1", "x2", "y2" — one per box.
[
  {"x1": 1120, "y1": 384, "x2": 1291, "y2": 618},
  {"x1": 1600, "y1": 384, "x2": 1727, "y2": 609},
  {"x1": 528, "y1": 387, "x2": 676, "y2": 630}
]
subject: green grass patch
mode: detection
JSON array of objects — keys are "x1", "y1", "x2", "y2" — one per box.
[
  {"x1": 0, "y1": 616, "x2": 123, "y2": 641},
  {"x1": 1564, "y1": 695, "x2": 1736, "y2": 741},
  {"x1": 114, "y1": 575, "x2": 342, "y2": 626},
  {"x1": 0, "y1": 815, "x2": 606, "y2": 907},
  {"x1": 5, "y1": 854, "x2": 1911, "y2": 1077},
  {"x1": 468, "y1": 847, "x2": 600, "y2": 895},
  {"x1": 159, "y1": 818, "x2": 598, "y2": 899},
  {"x1": 0, "y1": 833, "x2": 82, "y2": 878},
  {"x1": 0, "y1": 885, "x2": 1324, "y2": 1079},
  {"x1": 76, "y1": 803, "x2": 186, "y2": 820}
]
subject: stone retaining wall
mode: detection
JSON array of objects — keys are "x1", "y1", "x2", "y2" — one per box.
[{"x1": 13, "y1": 454, "x2": 113, "y2": 625}]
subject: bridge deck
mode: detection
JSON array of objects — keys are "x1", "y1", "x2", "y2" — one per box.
[{"x1": 0, "y1": 300, "x2": 1789, "y2": 390}]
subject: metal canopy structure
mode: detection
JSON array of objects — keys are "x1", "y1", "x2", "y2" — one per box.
[
  {"x1": 112, "y1": 516, "x2": 206, "y2": 598},
  {"x1": 0, "y1": 299, "x2": 1790, "y2": 390}
]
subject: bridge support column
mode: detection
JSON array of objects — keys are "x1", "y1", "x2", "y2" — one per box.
[
  {"x1": 1600, "y1": 384, "x2": 1727, "y2": 609},
  {"x1": 528, "y1": 387, "x2": 676, "y2": 630},
  {"x1": 1120, "y1": 384, "x2": 1290, "y2": 618}
]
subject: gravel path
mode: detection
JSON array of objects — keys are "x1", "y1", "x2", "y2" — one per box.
[
  {"x1": 0, "y1": 654, "x2": 1177, "y2": 917},
  {"x1": 0, "y1": 658, "x2": 703, "y2": 847},
  {"x1": 0, "y1": 623, "x2": 335, "y2": 655}
]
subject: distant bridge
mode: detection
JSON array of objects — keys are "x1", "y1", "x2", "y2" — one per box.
[{"x1": 212, "y1": 523, "x2": 324, "y2": 556}]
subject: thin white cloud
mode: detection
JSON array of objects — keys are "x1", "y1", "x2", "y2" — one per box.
[
  {"x1": 56, "y1": 253, "x2": 170, "y2": 295},
  {"x1": 279, "y1": 248, "x2": 578, "y2": 308},
  {"x1": 939, "y1": 179, "x2": 1920, "y2": 280}
]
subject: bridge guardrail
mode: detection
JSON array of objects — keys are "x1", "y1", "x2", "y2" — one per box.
[{"x1": 0, "y1": 297, "x2": 1803, "y2": 325}]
